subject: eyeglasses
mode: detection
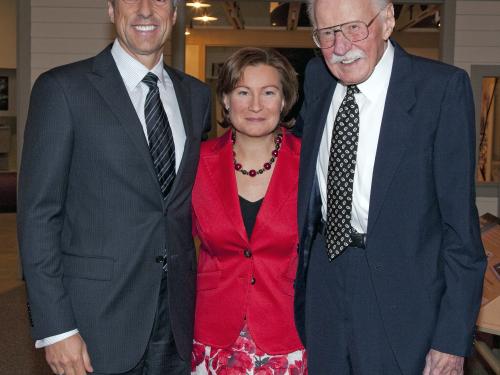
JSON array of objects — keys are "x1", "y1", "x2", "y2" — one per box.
[
  {"x1": 312, "y1": 8, "x2": 384, "y2": 49},
  {"x1": 121, "y1": 0, "x2": 170, "y2": 6}
]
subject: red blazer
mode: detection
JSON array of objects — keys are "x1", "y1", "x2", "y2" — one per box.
[{"x1": 192, "y1": 129, "x2": 303, "y2": 354}]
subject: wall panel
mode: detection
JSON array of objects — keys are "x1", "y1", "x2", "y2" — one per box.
[
  {"x1": 455, "y1": 1, "x2": 500, "y2": 74},
  {"x1": 30, "y1": 1, "x2": 172, "y2": 83}
]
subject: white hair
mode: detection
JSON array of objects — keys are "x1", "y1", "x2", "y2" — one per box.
[{"x1": 307, "y1": 0, "x2": 391, "y2": 27}]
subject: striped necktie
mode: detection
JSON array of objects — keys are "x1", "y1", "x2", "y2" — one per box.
[{"x1": 142, "y1": 72, "x2": 176, "y2": 199}]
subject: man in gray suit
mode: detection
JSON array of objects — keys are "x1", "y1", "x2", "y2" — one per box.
[{"x1": 17, "y1": 1, "x2": 210, "y2": 374}]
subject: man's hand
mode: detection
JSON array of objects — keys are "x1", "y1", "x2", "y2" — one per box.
[
  {"x1": 45, "y1": 334, "x2": 93, "y2": 375},
  {"x1": 423, "y1": 349, "x2": 464, "y2": 375}
]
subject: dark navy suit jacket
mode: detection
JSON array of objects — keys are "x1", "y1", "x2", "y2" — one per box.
[{"x1": 294, "y1": 42, "x2": 486, "y2": 374}]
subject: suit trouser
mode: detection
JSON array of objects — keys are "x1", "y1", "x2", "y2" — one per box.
[
  {"x1": 93, "y1": 271, "x2": 190, "y2": 375},
  {"x1": 305, "y1": 232, "x2": 402, "y2": 375}
]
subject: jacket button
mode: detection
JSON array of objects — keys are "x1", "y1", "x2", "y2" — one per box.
[
  {"x1": 250, "y1": 277, "x2": 256, "y2": 285},
  {"x1": 243, "y1": 249, "x2": 252, "y2": 258}
]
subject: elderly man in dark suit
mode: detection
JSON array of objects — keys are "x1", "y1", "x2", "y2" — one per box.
[
  {"x1": 17, "y1": 0, "x2": 210, "y2": 374},
  {"x1": 294, "y1": 0, "x2": 486, "y2": 374}
]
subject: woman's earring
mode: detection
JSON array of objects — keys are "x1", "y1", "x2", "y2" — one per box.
[{"x1": 225, "y1": 106, "x2": 230, "y2": 112}]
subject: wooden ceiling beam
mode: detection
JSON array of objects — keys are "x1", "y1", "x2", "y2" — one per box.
[
  {"x1": 395, "y1": 4, "x2": 439, "y2": 31},
  {"x1": 222, "y1": 1, "x2": 245, "y2": 29},
  {"x1": 287, "y1": 1, "x2": 301, "y2": 31}
]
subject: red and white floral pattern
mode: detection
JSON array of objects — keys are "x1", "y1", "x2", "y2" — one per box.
[{"x1": 191, "y1": 325, "x2": 307, "y2": 375}]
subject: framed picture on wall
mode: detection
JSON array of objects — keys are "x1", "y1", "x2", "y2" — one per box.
[
  {"x1": 0, "y1": 76, "x2": 8, "y2": 111},
  {"x1": 211, "y1": 63, "x2": 224, "y2": 79}
]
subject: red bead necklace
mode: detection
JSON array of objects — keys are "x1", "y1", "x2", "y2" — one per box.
[{"x1": 232, "y1": 131, "x2": 282, "y2": 177}]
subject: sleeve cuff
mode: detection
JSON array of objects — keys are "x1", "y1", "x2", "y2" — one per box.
[{"x1": 35, "y1": 329, "x2": 79, "y2": 348}]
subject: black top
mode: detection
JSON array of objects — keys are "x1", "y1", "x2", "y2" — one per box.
[{"x1": 239, "y1": 196, "x2": 264, "y2": 239}]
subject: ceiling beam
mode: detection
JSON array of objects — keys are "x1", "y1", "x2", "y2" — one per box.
[
  {"x1": 222, "y1": 1, "x2": 245, "y2": 29},
  {"x1": 287, "y1": 2, "x2": 301, "y2": 30},
  {"x1": 395, "y1": 4, "x2": 439, "y2": 31}
]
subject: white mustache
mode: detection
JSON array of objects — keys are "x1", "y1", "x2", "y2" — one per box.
[{"x1": 330, "y1": 49, "x2": 366, "y2": 64}]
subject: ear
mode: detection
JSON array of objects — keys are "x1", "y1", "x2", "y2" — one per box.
[
  {"x1": 172, "y1": 7, "x2": 178, "y2": 26},
  {"x1": 108, "y1": 1, "x2": 115, "y2": 24},
  {"x1": 382, "y1": 4, "x2": 395, "y2": 41},
  {"x1": 223, "y1": 95, "x2": 230, "y2": 111}
]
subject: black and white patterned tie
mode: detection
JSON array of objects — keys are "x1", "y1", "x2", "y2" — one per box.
[
  {"x1": 143, "y1": 72, "x2": 176, "y2": 200},
  {"x1": 325, "y1": 85, "x2": 360, "y2": 261}
]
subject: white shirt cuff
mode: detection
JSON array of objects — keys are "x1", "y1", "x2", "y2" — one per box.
[{"x1": 35, "y1": 329, "x2": 79, "y2": 348}]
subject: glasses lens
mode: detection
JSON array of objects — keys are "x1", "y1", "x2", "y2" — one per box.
[
  {"x1": 314, "y1": 28, "x2": 336, "y2": 49},
  {"x1": 313, "y1": 20, "x2": 369, "y2": 49},
  {"x1": 341, "y1": 21, "x2": 368, "y2": 42}
]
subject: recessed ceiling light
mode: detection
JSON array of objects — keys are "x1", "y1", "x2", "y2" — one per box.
[
  {"x1": 193, "y1": 15, "x2": 218, "y2": 22},
  {"x1": 186, "y1": 2, "x2": 211, "y2": 8}
]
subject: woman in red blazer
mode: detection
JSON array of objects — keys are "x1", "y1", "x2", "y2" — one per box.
[{"x1": 191, "y1": 48, "x2": 306, "y2": 374}]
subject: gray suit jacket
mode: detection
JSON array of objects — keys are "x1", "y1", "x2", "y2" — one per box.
[{"x1": 17, "y1": 46, "x2": 211, "y2": 373}]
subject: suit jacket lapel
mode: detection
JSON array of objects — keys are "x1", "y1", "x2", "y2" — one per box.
[
  {"x1": 201, "y1": 131, "x2": 248, "y2": 243},
  {"x1": 298, "y1": 67, "x2": 336, "y2": 234},
  {"x1": 252, "y1": 133, "x2": 300, "y2": 241},
  {"x1": 163, "y1": 66, "x2": 195, "y2": 206},
  {"x1": 367, "y1": 44, "x2": 416, "y2": 235},
  {"x1": 86, "y1": 47, "x2": 159, "y2": 191}
]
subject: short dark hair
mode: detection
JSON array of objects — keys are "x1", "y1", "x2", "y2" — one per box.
[{"x1": 216, "y1": 47, "x2": 299, "y2": 128}]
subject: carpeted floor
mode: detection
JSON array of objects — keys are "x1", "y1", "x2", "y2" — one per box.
[
  {"x1": 0, "y1": 285, "x2": 497, "y2": 374},
  {"x1": 0, "y1": 286, "x2": 48, "y2": 374},
  {"x1": 0, "y1": 171, "x2": 16, "y2": 213},
  {"x1": 0, "y1": 211, "x2": 498, "y2": 374},
  {"x1": 0, "y1": 213, "x2": 49, "y2": 373}
]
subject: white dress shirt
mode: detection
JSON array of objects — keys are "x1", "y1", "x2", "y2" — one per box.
[
  {"x1": 111, "y1": 39, "x2": 186, "y2": 172},
  {"x1": 36, "y1": 39, "x2": 186, "y2": 348},
  {"x1": 316, "y1": 42, "x2": 394, "y2": 234}
]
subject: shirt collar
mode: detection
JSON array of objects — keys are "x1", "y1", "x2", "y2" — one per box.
[
  {"x1": 111, "y1": 39, "x2": 165, "y2": 92},
  {"x1": 356, "y1": 41, "x2": 394, "y2": 102}
]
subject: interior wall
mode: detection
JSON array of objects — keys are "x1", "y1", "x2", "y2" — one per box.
[
  {"x1": 30, "y1": 1, "x2": 114, "y2": 85},
  {"x1": 391, "y1": 31, "x2": 440, "y2": 60},
  {"x1": 462, "y1": 1, "x2": 500, "y2": 214},
  {"x1": 0, "y1": 0, "x2": 16, "y2": 69},
  {"x1": 29, "y1": 1, "x2": 174, "y2": 85},
  {"x1": 455, "y1": 1, "x2": 500, "y2": 75},
  {"x1": 186, "y1": 29, "x2": 315, "y2": 81},
  {"x1": 0, "y1": 0, "x2": 17, "y2": 171}
]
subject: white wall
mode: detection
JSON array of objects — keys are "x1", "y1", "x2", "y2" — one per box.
[
  {"x1": 31, "y1": 0, "x2": 114, "y2": 83},
  {"x1": 455, "y1": 1, "x2": 500, "y2": 74},
  {"x1": 30, "y1": 0, "x2": 173, "y2": 84}
]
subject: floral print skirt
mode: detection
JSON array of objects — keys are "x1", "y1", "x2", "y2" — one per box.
[{"x1": 191, "y1": 324, "x2": 307, "y2": 374}]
